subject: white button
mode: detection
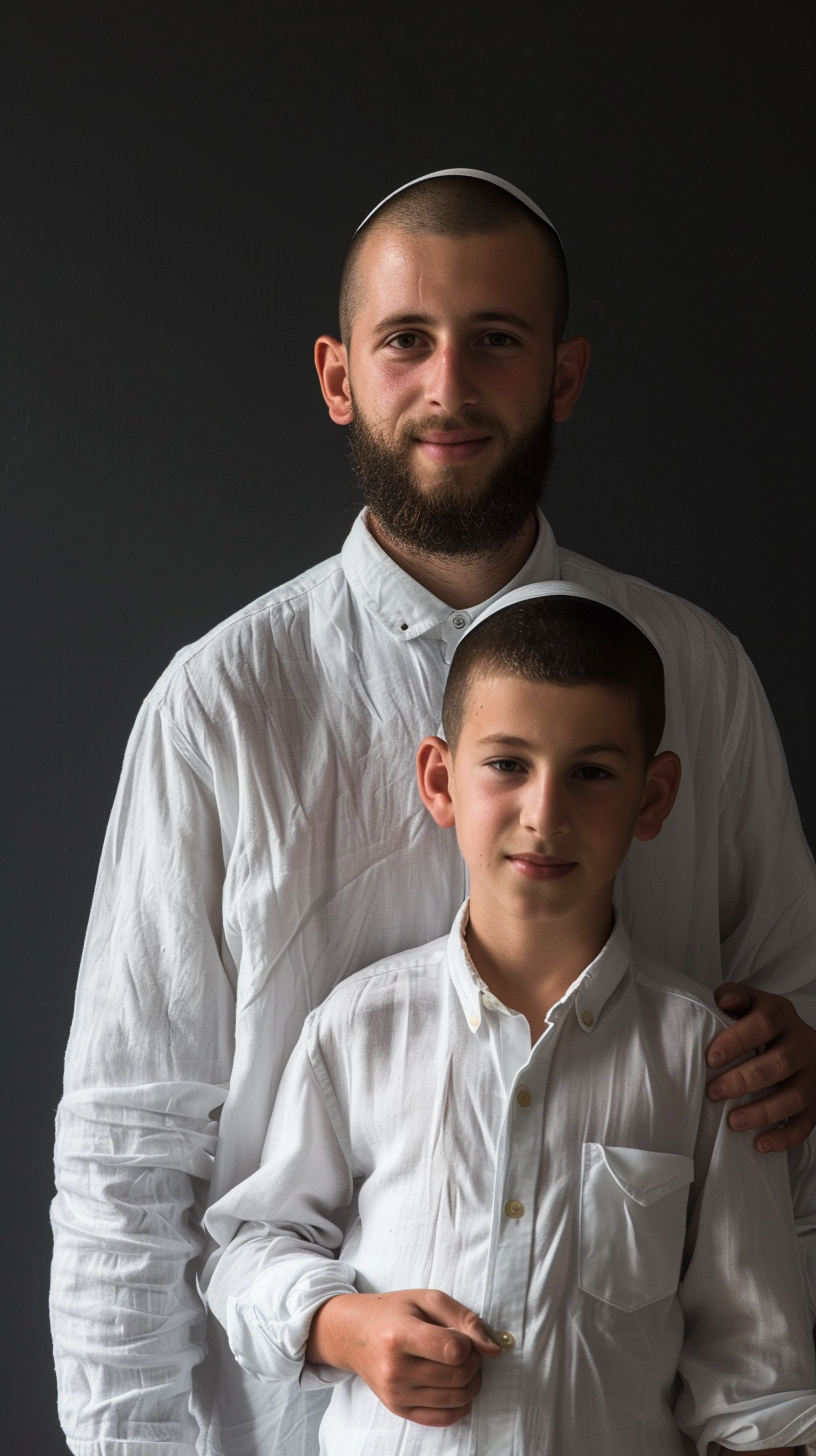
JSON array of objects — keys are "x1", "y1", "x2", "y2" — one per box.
[
  {"x1": 469, "y1": 1014, "x2": 480, "y2": 1029},
  {"x1": 451, "y1": 613, "x2": 468, "y2": 630}
]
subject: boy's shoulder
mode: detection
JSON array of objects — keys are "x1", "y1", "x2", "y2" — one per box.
[
  {"x1": 307, "y1": 934, "x2": 451, "y2": 1030},
  {"x1": 629, "y1": 941, "x2": 730, "y2": 1036}
]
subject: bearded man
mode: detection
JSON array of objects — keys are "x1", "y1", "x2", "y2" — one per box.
[{"x1": 51, "y1": 170, "x2": 816, "y2": 1456}]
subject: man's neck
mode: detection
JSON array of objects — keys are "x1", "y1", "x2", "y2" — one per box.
[
  {"x1": 465, "y1": 890, "x2": 614, "y2": 1041},
  {"x1": 366, "y1": 512, "x2": 539, "y2": 610}
]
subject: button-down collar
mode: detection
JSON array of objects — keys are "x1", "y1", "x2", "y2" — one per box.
[
  {"x1": 341, "y1": 508, "x2": 560, "y2": 656},
  {"x1": 447, "y1": 899, "x2": 632, "y2": 1035}
]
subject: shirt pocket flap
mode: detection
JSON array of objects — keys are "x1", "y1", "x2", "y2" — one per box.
[{"x1": 600, "y1": 1147, "x2": 695, "y2": 1207}]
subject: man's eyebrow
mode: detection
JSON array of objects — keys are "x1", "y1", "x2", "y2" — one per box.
[{"x1": 373, "y1": 310, "x2": 536, "y2": 334}]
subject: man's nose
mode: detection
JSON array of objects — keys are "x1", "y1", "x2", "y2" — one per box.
[{"x1": 423, "y1": 341, "x2": 480, "y2": 414}]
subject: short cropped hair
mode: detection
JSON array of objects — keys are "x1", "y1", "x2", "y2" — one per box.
[
  {"x1": 340, "y1": 174, "x2": 569, "y2": 345},
  {"x1": 442, "y1": 596, "x2": 666, "y2": 760}
]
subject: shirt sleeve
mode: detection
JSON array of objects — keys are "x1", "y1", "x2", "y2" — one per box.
[
  {"x1": 51, "y1": 691, "x2": 236, "y2": 1456},
  {"x1": 718, "y1": 645, "x2": 816, "y2": 1022},
  {"x1": 675, "y1": 1085, "x2": 816, "y2": 1453},
  {"x1": 203, "y1": 1027, "x2": 359, "y2": 1392}
]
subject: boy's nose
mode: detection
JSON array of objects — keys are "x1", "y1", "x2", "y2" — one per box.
[{"x1": 521, "y1": 775, "x2": 570, "y2": 840}]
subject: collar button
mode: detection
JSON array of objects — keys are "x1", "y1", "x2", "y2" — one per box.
[{"x1": 581, "y1": 1010, "x2": 594, "y2": 1028}]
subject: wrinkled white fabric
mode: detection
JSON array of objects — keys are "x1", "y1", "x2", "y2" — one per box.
[
  {"x1": 51, "y1": 509, "x2": 816, "y2": 1455},
  {"x1": 204, "y1": 910, "x2": 816, "y2": 1455}
]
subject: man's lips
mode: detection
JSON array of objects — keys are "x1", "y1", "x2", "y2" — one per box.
[
  {"x1": 506, "y1": 855, "x2": 578, "y2": 882},
  {"x1": 415, "y1": 430, "x2": 492, "y2": 463}
]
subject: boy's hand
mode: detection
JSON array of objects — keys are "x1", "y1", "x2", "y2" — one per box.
[
  {"x1": 707, "y1": 984, "x2": 816, "y2": 1151},
  {"x1": 305, "y1": 1289, "x2": 501, "y2": 1426}
]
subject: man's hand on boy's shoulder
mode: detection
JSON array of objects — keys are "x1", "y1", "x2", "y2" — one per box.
[
  {"x1": 305, "y1": 1289, "x2": 501, "y2": 1427},
  {"x1": 707, "y1": 985, "x2": 816, "y2": 1151}
]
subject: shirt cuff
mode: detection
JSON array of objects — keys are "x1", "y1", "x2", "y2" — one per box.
[
  {"x1": 699, "y1": 1392, "x2": 816, "y2": 1451},
  {"x1": 225, "y1": 1256, "x2": 359, "y2": 1387}
]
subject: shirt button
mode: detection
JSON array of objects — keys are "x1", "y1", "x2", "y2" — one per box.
[
  {"x1": 497, "y1": 1330, "x2": 516, "y2": 1350},
  {"x1": 516, "y1": 1087, "x2": 532, "y2": 1108},
  {"x1": 451, "y1": 613, "x2": 468, "y2": 629},
  {"x1": 581, "y1": 1010, "x2": 594, "y2": 1027},
  {"x1": 504, "y1": 1199, "x2": 525, "y2": 1219},
  {"x1": 469, "y1": 1014, "x2": 480, "y2": 1029}
]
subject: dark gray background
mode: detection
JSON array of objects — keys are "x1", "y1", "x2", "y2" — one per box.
[{"x1": 2, "y1": 3, "x2": 813, "y2": 1448}]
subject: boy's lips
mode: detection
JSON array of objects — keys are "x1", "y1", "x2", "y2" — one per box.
[{"x1": 506, "y1": 854, "x2": 578, "y2": 881}]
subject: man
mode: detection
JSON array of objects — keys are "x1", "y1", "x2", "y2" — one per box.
[{"x1": 51, "y1": 169, "x2": 816, "y2": 1456}]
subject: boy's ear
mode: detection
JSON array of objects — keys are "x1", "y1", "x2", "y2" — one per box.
[
  {"x1": 416, "y1": 736, "x2": 456, "y2": 828},
  {"x1": 633, "y1": 751, "x2": 681, "y2": 842}
]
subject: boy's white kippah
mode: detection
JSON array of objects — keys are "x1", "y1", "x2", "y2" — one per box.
[
  {"x1": 451, "y1": 580, "x2": 661, "y2": 662},
  {"x1": 355, "y1": 168, "x2": 562, "y2": 248}
]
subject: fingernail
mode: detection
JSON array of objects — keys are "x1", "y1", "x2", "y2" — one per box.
[
  {"x1": 708, "y1": 1051, "x2": 724, "y2": 1067},
  {"x1": 719, "y1": 995, "x2": 741, "y2": 1010},
  {"x1": 757, "y1": 1137, "x2": 774, "y2": 1152},
  {"x1": 730, "y1": 1113, "x2": 749, "y2": 1129}
]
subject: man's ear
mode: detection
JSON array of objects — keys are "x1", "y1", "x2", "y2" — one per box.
[
  {"x1": 416, "y1": 736, "x2": 456, "y2": 828},
  {"x1": 314, "y1": 335, "x2": 354, "y2": 424},
  {"x1": 633, "y1": 751, "x2": 681, "y2": 842},
  {"x1": 551, "y1": 334, "x2": 591, "y2": 423}
]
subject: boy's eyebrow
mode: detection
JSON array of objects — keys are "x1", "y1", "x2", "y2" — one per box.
[{"x1": 477, "y1": 733, "x2": 629, "y2": 757}]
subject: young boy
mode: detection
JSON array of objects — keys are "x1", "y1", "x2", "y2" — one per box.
[{"x1": 203, "y1": 582, "x2": 816, "y2": 1455}]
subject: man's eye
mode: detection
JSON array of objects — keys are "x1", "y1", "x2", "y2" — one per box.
[
  {"x1": 489, "y1": 758, "x2": 525, "y2": 774},
  {"x1": 574, "y1": 765, "x2": 613, "y2": 781},
  {"x1": 386, "y1": 332, "x2": 423, "y2": 350},
  {"x1": 482, "y1": 331, "x2": 516, "y2": 347}
]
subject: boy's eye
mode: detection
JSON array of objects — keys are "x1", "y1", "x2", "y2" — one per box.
[
  {"x1": 573, "y1": 765, "x2": 613, "y2": 781},
  {"x1": 488, "y1": 758, "x2": 526, "y2": 774}
]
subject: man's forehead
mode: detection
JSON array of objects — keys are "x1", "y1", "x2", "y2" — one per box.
[
  {"x1": 356, "y1": 227, "x2": 555, "y2": 323},
  {"x1": 356, "y1": 167, "x2": 562, "y2": 247}
]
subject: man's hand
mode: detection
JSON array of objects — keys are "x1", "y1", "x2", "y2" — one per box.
[
  {"x1": 305, "y1": 1289, "x2": 501, "y2": 1426},
  {"x1": 707, "y1": 984, "x2": 816, "y2": 1151}
]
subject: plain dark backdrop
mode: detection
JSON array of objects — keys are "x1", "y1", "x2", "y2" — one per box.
[{"x1": 2, "y1": 3, "x2": 813, "y2": 1448}]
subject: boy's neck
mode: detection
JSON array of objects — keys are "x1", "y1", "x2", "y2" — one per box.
[{"x1": 465, "y1": 890, "x2": 615, "y2": 1043}]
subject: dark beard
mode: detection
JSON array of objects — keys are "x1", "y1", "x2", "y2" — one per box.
[{"x1": 347, "y1": 402, "x2": 556, "y2": 558}]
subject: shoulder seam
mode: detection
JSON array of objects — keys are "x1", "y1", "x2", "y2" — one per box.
[{"x1": 152, "y1": 559, "x2": 346, "y2": 708}]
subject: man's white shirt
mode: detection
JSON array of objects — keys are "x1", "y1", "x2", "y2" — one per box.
[
  {"x1": 204, "y1": 907, "x2": 816, "y2": 1456},
  {"x1": 51, "y1": 510, "x2": 816, "y2": 1455}
]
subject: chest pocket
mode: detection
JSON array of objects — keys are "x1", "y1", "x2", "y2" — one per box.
[{"x1": 579, "y1": 1143, "x2": 695, "y2": 1311}]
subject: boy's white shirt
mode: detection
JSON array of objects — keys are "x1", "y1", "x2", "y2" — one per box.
[
  {"x1": 204, "y1": 908, "x2": 816, "y2": 1456},
  {"x1": 51, "y1": 509, "x2": 816, "y2": 1456}
]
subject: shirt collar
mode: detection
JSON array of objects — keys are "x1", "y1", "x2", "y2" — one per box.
[
  {"x1": 446, "y1": 900, "x2": 632, "y2": 1035},
  {"x1": 341, "y1": 508, "x2": 561, "y2": 656}
]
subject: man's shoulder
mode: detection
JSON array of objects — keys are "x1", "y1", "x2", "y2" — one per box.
[
  {"x1": 629, "y1": 941, "x2": 728, "y2": 1035},
  {"x1": 558, "y1": 545, "x2": 739, "y2": 668},
  {"x1": 146, "y1": 547, "x2": 347, "y2": 721}
]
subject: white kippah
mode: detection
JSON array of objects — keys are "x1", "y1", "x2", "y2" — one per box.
[
  {"x1": 355, "y1": 167, "x2": 563, "y2": 249},
  {"x1": 451, "y1": 580, "x2": 663, "y2": 663}
]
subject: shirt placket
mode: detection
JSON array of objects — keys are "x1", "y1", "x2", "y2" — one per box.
[{"x1": 474, "y1": 1007, "x2": 567, "y2": 1455}]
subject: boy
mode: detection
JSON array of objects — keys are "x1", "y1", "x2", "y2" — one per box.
[{"x1": 204, "y1": 582, "x2": 816, "y2": 1455}]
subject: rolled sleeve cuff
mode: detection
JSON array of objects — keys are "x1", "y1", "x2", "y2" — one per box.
[
  {"x1": 225, "y1": 1256, "x2": 359, "y2": 1388},
  {"x1": 697, "y1": 1392, "x2": 816, "y2": 1452}
]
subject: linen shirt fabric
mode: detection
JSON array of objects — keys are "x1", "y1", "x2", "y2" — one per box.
[
  {"x1": 51, "y1": 509, "x2": 816, "y2": 1456},
  {"x1": 203, "y1": 908, "x2": 816, "y2": 1456}
]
